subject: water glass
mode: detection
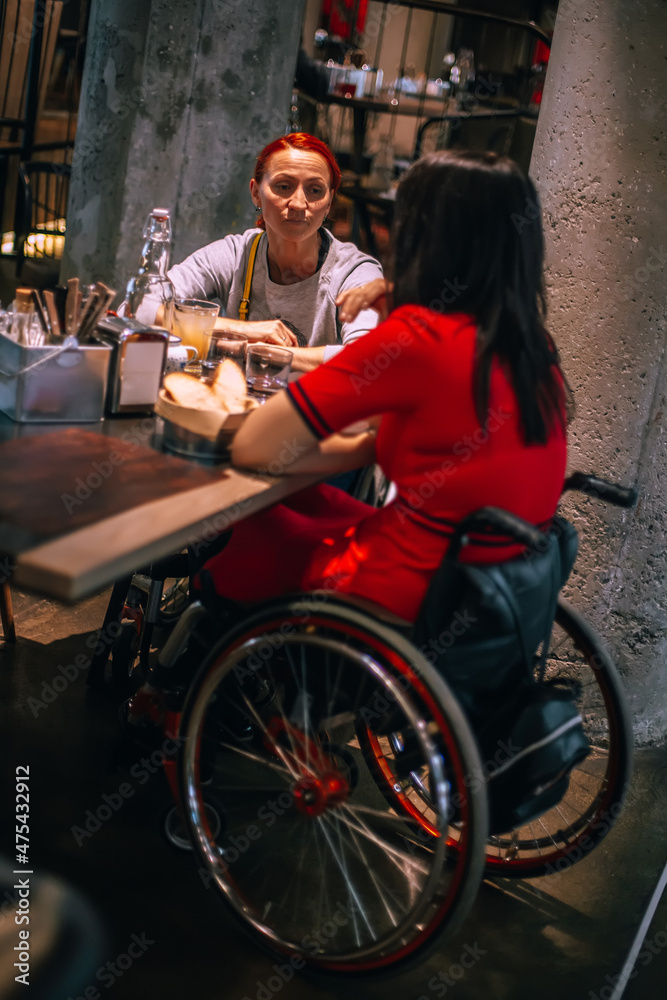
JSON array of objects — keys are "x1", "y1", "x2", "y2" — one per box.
[
  {"x1": 245, "y1": 344, "x2": 292, "y2": 397},
  {"x1": 204, "y1": 331, "x2": 248, "y2": 374},
  {"x1": 172, "y1": 298, "x2": 220, "y2": 361}
]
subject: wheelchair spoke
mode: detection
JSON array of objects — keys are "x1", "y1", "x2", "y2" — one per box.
[
  {"x1": 309, "y1": 814, "x2": 367, "y2": 950},
  {"x1": 337, "y1": 801, "x2": 417, "y2": 824},
  {"x1": 265, "y1": 660, "x2": 308, "y2": 765},
  {"x1": 234, "y1": 675, "x2": 306, "y2": 782},
  {"x1": 315, "y1": 813, "x2": 376, "y2": 944},
  {"x1": 320, "y1": 810, "x2": 403, "y2": 930},
  {"x1": 299, "y1": 643, "x2": 314, "y2": 770},
  {"x1": 215, "y1": 741, "x2": 293, "y2": 782},
  {"x1": 310, "y1": 820, "x2": 334, "y2": 941},
  {"x1": 331, "y1": 820, "x2": 429, "y2": 895},
  {"x1": 551, "y1": 802, "x2": 579, "y2": 841},
  {"x1": 330, "y1": 804, "x2": 432, "y2": 877},
  {"x1": 330, "y1": 810, "x2": 365, "y2": 950},
  {"x1": 278, "y1": 820, "x2": 313, "y2": 918},
  {"x1": 284, "y1": 644, "x2": 316, "y2": 770},
  {"x1": 525, "y1": 819, "x2": 548, "y2": 852}
]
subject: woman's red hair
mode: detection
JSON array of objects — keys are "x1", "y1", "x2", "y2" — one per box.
[{"x1": 253, "y1": 133, "x2": 341, "y2": 229}]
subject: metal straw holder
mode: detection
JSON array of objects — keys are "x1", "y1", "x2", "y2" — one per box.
[{"x1": 0, "y1": 331, "x2": 112, "y2": 423}]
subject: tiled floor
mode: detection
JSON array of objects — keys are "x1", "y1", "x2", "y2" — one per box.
[{"x1": 1, "y1": 585, "x2": 666, "y2": 1000}]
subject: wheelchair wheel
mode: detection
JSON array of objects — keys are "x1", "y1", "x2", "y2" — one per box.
[
  {"x1": 178, "y1": 596, "x2": 487, "y2": 975},
  {"x1": 360, "y1": 598, "x2": 633, "y2": 878}
]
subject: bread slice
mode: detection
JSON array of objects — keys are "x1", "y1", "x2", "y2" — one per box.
[
  {"x1": 212, "y1": 358, "x2": 247, "y2": 412},
  {"x1": 163, "y1": 372, "x2": 219, "y2": 410}
]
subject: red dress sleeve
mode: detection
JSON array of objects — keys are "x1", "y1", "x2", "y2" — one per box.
[{"x1": 287, "y1": 306, "x2": 447, "y2": 436}]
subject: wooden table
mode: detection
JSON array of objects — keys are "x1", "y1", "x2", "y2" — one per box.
[{"x1": 0, "y1": 416, "x2": 320, "y2": 603}]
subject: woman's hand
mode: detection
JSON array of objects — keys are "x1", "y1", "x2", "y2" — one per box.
[
  {"x1": 336, "y1": 279, "x2": 392, "y2": 324},
  {"x1": 215, "y1": 317, "x2": 299, "y2": 347}
]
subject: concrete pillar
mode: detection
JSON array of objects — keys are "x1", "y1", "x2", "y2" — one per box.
[
  {"x1": 530, "y1": 0, "x2": 667, "y2": 742},
  {"x1": 62, "y1": 0, "x2": 305, "y2": 290}
]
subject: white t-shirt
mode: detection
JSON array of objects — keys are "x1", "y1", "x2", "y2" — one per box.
[{"x1": 168, "y1": 227, "x2": 383, "y2": 360}]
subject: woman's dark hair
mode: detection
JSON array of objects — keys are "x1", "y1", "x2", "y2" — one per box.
[{"x1": 390, "y1": 150, "x2": 568, "y2": 445}]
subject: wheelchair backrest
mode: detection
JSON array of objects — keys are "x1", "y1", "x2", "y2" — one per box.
[
  {"x1": 413, "y1": 515, "x2": 584, "y2": 832},
  {"x1": 412, "y1": 515, "x2": 578, "y2": 728}
]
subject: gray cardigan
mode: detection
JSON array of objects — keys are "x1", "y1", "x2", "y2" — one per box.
[{"x1": 169, "y1": 228, "x2": 383, "y2": 359}]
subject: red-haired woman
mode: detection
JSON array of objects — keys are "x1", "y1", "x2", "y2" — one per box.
[{"x1": 169, "y1": 133, "x2": 384, "y2": 372}]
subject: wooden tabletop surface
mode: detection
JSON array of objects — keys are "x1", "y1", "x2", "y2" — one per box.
[{"x1": 0, "y1": 425, "x2": 320, "y2": 602}]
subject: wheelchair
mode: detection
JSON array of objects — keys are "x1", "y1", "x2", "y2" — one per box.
[{"x1": 145, "y1": 472, "x2": 636, "y2": 977}]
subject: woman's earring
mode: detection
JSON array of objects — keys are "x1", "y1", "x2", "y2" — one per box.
[{"x1": 255, "y1": 204, "x2": 261, "y2": 213}]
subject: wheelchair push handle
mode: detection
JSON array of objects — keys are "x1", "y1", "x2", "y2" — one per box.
[
  {"x1": 449, "y1": 505, "x2": 547, "y2": 560},
  {"x1": 563, "y1": 472, "x2": 638, "y2": 509}
]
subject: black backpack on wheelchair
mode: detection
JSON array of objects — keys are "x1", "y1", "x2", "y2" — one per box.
[{"x1": 413, "y1": 510, "x2": 589, "y2": 834}]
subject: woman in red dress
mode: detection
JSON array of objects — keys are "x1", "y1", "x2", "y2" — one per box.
[{"x1": 199, "y1": 150, "x2": 569, "y2": 623}]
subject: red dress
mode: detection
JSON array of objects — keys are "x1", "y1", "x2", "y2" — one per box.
[{"x1": 202, "y1": 307, "x2": 567, "y2": 621}]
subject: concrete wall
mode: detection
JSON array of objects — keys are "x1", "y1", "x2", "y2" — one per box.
[
  {"x1": 530, "y1": 0, "x2": 667, "y2": 743},
  {"x1": 62, "y1": 0, "x2": 305, "y2": 291}
]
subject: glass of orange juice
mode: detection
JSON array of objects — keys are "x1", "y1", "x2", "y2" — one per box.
[{"x1": 172, "y1": 299, "x2": 220, "y2": 364}]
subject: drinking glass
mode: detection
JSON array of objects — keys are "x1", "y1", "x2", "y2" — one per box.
[
  {"x1": 172, "y1": 299, "x2": 220, "y2": 362},
  {"x1": 245, "y1": 344, "x2": 292, "y2": 397},
  {"x1": 203, "y1": 331, "x2": 248, "y2": 375}
]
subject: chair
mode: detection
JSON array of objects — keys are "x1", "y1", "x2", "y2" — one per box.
[
  {"x1": 336, "y1": 181, "x2": 394, "y2": 258},
  {"x1": 14, "y1": 159, "x2": 70, "y2": 288},
  {"x1": 414, "y1": 108, "x2": 536, "y2": 161}
]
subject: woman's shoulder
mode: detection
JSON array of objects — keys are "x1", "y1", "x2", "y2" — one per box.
[
  {"x1": 238, "y1": 226, "x2": 264, "y2": 244},
  {"x1": 388, "y1": 305, "x2": 476, "y2": 337},
  {"x1": 180, "y1": 228, "x2": 263, "y2": 270},
  {"x1": 169, "y1": 228, "x2": 265, "y2": 298},
  {"x1": 214, "y1": 227, "x2": 263, "y2": 251}
]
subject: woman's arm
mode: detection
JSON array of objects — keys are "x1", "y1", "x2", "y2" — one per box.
[
  {"x1": 231, "y1": 392, "x2": 376, "y2": 475},
  {"x1": 284, "y1": 346, "x2": 326, "y2": 373},
  {"x1": 214, "y1": 316, "x2": 299, "y2": 346},
  {"x1": 214, "y1": 322, "x2": 325, "y2": 371}
]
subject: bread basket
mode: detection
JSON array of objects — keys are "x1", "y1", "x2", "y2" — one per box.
[{"x1": 155, "y1": 389, "x2": 257, "y2": 460}]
